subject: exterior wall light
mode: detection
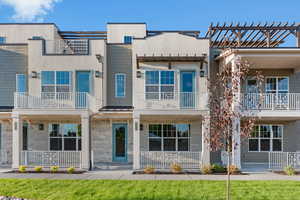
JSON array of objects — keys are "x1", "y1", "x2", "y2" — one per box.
[
  {"x1": 136, "y1": 71, "x2": 142, "y2": 78},
  {"x1": 31, "y1": 71, "x2": 37, "y2": 78},
  {"x1": 200, "y1": 70, "x2": 205, "y2": 77},
  {"x1": 96, "y1": 54, "x2": 103, "y2": 63},
  {"x1": 95, "y1": 71, "x2": 102, "y2": 78}
]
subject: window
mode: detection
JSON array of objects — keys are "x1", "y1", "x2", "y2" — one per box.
[
  {"x1": 0, "y1": 123, "x2": 2, "y2": 150},
  {"x1": 115, "y1": 73, "x2": 126, "y2": 97},
  {"x1": 124, "y1": 36, "x2": 132, "y2": 44},
  {"x1": 16, "y1": 74, "x2": 27, "y2": 92},
  {"x1": 145, "y1": 71, "x2": 175, "y2": 100},
  {"x1": 266, "y1": 77, "x2": 289, "y2": 94},
  {"x1": 49, "y1": 124, "x2": 81, "y2": 151},
  {"x1": 0, "y1": 37, "x2": 6, "y2": 44},
  {"x1": 248, "y1": 125, "x2": 283, "y2": 152},
  {"x1": 41, "y1": 71, "x2": 71, "y2": 98},
  {"x1": 149, "y1": 124, "x2": 190, "y2": 151}
]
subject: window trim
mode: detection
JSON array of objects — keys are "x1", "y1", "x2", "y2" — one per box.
[
  {"x1": 115, "y1": 73, "x2": 126, "y2": 98},
  {"x1": 144, "y1": 70, "x2": 176, "y2": 100},
  {"x1": 16, "y1": 74, "x2": 27, "y2": 92},
  {"x1": 265, "y1": 76, "x2": 289, "y2": 94},
  {"x1": 248, "y1": 124, "x2": 283, "y2": 152},
  {"x1": 148, "y1": 123, "x2": 190, "y2": 152},
  {"x1": 41, "y1": 71, "x2": 72, "y2": 94},
  {"x1": 0, "y1": 36, "x2": 6, "y2": 44},
  {"x1": 48, "y1": 123, "x2": 81, "y2": 151},
  {"x1": 124, "y1": 36, "x2": 133, "y2": 44}
]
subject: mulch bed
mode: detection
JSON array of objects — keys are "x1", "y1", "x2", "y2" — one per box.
[
  {"x1": 273, "y1": 171, "x2": 300, "y2": 175},
  {"x1": 6, "y1": 170, "x2": 86, "y2": 174},
  {"x1": 133, "y1": 171, "x2": 245, "y2": 175}
]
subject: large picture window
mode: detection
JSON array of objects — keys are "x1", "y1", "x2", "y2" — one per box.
[
  {"x1": 149, "y1": 124, "x2": 190, "y2": 151},
  {"x1": 41, "y1": 71, "x2": 71, "y2": 98},
  {"x1": 248, "y1": 125, "x2": 283, "y2": 152},
  {"x1": 145, "y1": 71, "x2": 175, "y2": 100},
  {"x1": 49, "y1": 124, "x2": 81, "y2": 151}
]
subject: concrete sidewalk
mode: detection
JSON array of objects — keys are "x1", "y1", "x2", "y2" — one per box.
[{"x1": 0, "y1": 169, "x2": 300, "y2": 181}]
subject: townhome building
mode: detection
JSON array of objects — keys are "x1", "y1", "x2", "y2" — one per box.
[{"x1": 0, "y1": 22, "x2": 299, "y2": 171}]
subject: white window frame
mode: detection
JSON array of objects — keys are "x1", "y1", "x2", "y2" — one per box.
[
  {"x1": 148, "y1": 123, "x2": 190, "y2": 152},
  {"x1": 248, "y1": 124, "x2": 283, "y2": 152},
  {"x1": 48, "y1": 123, "x2": 81, "y2": 151},
  {"x1": 41, "y1": 71, "x2": 72, "y2": 94},
  {"x1": 265, "y1": 76, "x2": 289, "y2": 94},
  {"x1": 115, "y1": 73, "x2": 126, "y2": 98},
  {"x1": 145, "y1": 70, "x2": 175, "y2": 100}
]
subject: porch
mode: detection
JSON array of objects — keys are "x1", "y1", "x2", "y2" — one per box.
[{"x1": 11, "y1": 113, "x2": 90, "y2": 169}]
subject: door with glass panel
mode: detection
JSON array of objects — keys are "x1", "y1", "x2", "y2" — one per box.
[
  {"x1": 180, "y1": 71, "x2": 195, "y2": 109},
  {"x1": 76, "y1": 71, "x2": 90, "y2": 108},
  {"x1": 265, "y1": 77, "x2": 289, "y2": 109},
  {"x1": 246, "y1": 79, "x2": 259, "y2": 109},
  {"x1": 112, "y1": 123, "x2": 127, "y2": 162}
]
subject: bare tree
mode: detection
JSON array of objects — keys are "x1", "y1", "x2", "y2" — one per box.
[{"x1": 208, "y1": 56, "x2": 264, "y2": 200}]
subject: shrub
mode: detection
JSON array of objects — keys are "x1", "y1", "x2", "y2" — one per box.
[
  {"x1": 284, "y1": 166, "x2": 296, "y2": 176},
  {"x1": 170, "y1": 163, "x2": 182, "y2": 173},
  {"x1": 34, "y1": 166, "x2": 43, "y2": 172},
  {"x1": 227, "y1": 165, "x2": 240, "y2": 174},
  {"x1": 18, "y1": 165, "x2": 26, "y2": 173},
  {"x1": 143, "y1": 166, "x2": 155, "y2": 174},
  {"x1": 50, "y1": 166, "x2": 59, "y2": 173},
  {"x1": 212, "y1": 164, "x2": 226, "y2": 173},
  {"x1": 67, "y1": 167, "x2": 75, "y2": 174},
  {"x1": 201, "y1": 165, "x2": 213, "y2": 174}
]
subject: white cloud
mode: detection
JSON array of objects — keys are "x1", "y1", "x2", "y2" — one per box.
[{"x1": 0, "y1": 0, "x2": 62, "y2": 22}]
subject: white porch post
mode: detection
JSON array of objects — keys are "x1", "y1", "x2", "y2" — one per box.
[
  {"x1": 232, "y1": 118, "x2": 241, "y2": 169},
  {"x1": 81, "y1": 113, "x2": 90, "y2": 170},
  {"x1": 201, "y1": 115, "x2": 210, "y2": 166},
  {"x1": 231, "y1": 58, "x2": 242, "y2": 169},
  {"x1": 133, "y1": 114, "x2": 140, "y2": 170},
  {"x1": 12, "y1": 113, "x2": 22, "y2": 169}
]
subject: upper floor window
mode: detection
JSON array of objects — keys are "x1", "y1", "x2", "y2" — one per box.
[
  {"x1": 124, "y1": 36, "x2": 132, "y2": 44},
  {"x1": 16, "y1": 74, "x2": 27, "y2": 92},
  {"x1": 145, "y1": 71, "x2": 175, "y2": 100},
  {"x1": 41, "y1": 71, "x2": 71, "y2": 94},
  {"x1": 0, "y1": 37, "x2": 6, "y2": 44},
  {"x1": 266, "y1": 77, "x2": 289, "y2": 94},
  {"x1": 249, "y1": 125, "x2": 283, "y2": 152},
  {"x1": 115, "y1": 73, "x2": 126, "y2": 98}
]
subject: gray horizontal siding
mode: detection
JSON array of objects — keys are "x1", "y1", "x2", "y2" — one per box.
[
  {"x1": 106, "y1": 45, "x2": 132, "y2": 106},
  {"x1": 0, "y1": 45, "x2": 27, "y2": 106}
]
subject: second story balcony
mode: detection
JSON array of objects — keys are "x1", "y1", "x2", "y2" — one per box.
[
  {"x1": 135, "y1": 92, "x2": 208, "y2": 110},
  {"x1": 14, "y1": 92, "x2": 90, "y2": 110},
  {"x1": 242, "y1": 93, "x2": 300, "y2": 111}
]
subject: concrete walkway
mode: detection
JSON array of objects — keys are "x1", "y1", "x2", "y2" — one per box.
[{"x1": 0, "y1": 169, "x2": 300, "y2": 181}]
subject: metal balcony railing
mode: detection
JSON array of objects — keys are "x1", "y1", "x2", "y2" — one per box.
[
  {"x1": 242, "y1": 93, "x2": 300, "y2": 110},
  {"x1": 14, "y1": 92, "x2": 89, "y2": 109},
  {"x1": 135, "y1": 92, "x2": 208, "y2": 110}
]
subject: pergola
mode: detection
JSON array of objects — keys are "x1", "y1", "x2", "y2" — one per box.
[{"x1": 205, "y1": 22, "x2": 300, "y2": 48}]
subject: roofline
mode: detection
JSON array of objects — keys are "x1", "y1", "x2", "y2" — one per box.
[
  {"x1": 0, "y1": 23, "x2": 60, "y2": 31},
  {"x1": 107, "y1": 22, "x2": 146, "y2": 25},
  {"x1": 216, "y1": 48, "x2": 300, "y2": 60}
]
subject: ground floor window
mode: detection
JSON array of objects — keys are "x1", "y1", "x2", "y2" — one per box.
[
  {"x1": 148, "y1": 124, "x2": 190, "y2": 151},
  {"x1": 248, "y1": 125, "x2": 283, "y2": 152},
  {"x1": 49, "y1": 124, "x2": 81, "y2": 151}
]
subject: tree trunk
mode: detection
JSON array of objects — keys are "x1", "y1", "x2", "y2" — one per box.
[{"x1": 227, "y1": 141, "x2": 231, "y2": 200}]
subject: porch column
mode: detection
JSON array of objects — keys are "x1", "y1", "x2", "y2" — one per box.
[
  {"x1": 12, "y1": 113, "x2": 22, "y2": 169},
  {"x1": 81, "y1": 113, "x2": 90, "y2": 169},
  {"x1": 232, "y1": 118, "x2": 241, "y2": 169},
  {"x1": 133, "y1": 114, "x2": 140, "y2": 170},
  {"x1": 201, "y1": 115, "x2": 210, "y2": 166}
]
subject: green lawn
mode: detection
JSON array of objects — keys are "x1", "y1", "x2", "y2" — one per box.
[{"x1": 0, "y1": 179, "x2": 299, "y2": 200}]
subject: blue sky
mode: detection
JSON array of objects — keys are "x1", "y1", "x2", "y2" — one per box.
[{"x1": 0, "y1": 0, "x2": 299, "y2": 34}]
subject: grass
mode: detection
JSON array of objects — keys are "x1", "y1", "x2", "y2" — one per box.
[{"x1": 0, "y1": 179, "x2": 300, "y2": 200}]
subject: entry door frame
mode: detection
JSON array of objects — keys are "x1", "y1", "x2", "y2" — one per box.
[
  {"x1": 112, "y1": 123, "x2": 128, "y2": 162},
  {"x1": 180, "y1": 71, "x2": 196, "y2": 108}
]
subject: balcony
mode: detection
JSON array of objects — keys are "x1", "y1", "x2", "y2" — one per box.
[
  {"x1": 242, "y1": 93, "x2": 300, "y2": 110},
  {"x1": 44, "y1": 39, "x2": 89, "y2": 55},
  {"x1": 14, "y1": 92, "x2": 90, "y2": 109},
  {"x1": 135, "y1": 92, "x2": 208, "y2": 110}
]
